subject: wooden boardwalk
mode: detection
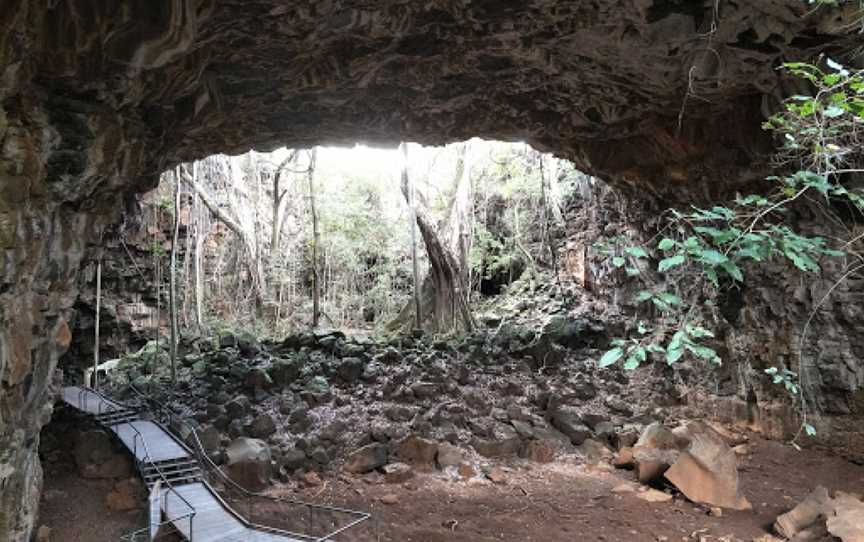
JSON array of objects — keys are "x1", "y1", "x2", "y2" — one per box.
[{"x1": 60, "y1": 386, "x2": 310, "y2": 542}]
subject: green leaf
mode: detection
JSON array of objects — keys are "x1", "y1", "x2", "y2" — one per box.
[
  {"x1": 624, "y1": 246, "x2": 649, "y2": 259},
  {"x1": 694, "y1": 226, "x2": 738, "y2": 244},
  {"x1": 655, "y1": 292, "x2": 682, "y2": 306},
  {"x1": 666, "y1": 346, "x2": 684, "y2": 365},
  {"x1": 764, "y1": 367, "x2": 778, "y2": 375},
  {"x1": 646, "y1": 344, "x2": 666, "y2": 354},
  {"x1": 824, "y1": 105, "x2": 846, "y2": 118},
  {"x1": 657, "y1": 238, "x2": 676, "y2": 251},
  {"x1": 635, "y1": 290, "x2": 653, "y2": 303},
  {"x1": 696, "y1": 249, "x2": 729, "y2": 266},
  {"x1": 686, "y1": 344, "x2": 721, "y2": 363},
  {"x1": 804, "y1": 423, "x2": 817, "y2": 437},
  {"x1": 658, "y1": 254, "x2": 686, "y2": 272},
  {"x1": 612, "y1": 256, "x2": 626, "y2": 268},
  {"x1": 651, "y1": 298, "x2": 671, "y2": 312},
  {"x1": 720, "y1": 260, "x2": 744, "y2": 282},
  {"x1": 705, "y1": 268, "x2": 719, "y2": 287},
  {"x1": 685, "y1": 325, "x2": 714, "y2": 339},
  {"x1": 610, "y1": 338, "x2": 626, "y2": 347},
  {"x1": 623, "y1": 357, "x2": 640, "y2": 370},
  {"x1": 598, "y1": 347, "x2": 624, "y2": 368}
]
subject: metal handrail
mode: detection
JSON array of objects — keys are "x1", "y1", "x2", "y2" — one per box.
[
  {"x1": 120, "y1": 514, "x2": 191, "y2": 542},
  {"x1": 71, "y1": 387, "x2": 197, "y2": 540},
  {"x1": 127, "y1": 384, "x2": 371, "y2": 541}
]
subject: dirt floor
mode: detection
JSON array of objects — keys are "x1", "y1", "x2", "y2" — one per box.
[
  {"x1": 39, "y1": 434, "x2": 864, "y2": 542},
  {"x1": 37, "y1": 468, "x2": 148, "y2": 541}
]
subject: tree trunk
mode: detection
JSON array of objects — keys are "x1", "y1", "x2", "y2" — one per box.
[
  {"x1": 180, "y1": 168, "x2": 264, "y2": 309},
  {"x1": 390, "y1": 144, "x2": 475, "y2": 334},
  {"x1": 192, "y1": 162, "x2": 205, "y2": 330},
  {"x1": 168, "y1": 169, "x2": 181, "y2": 385},
  {"x1": 403, "y1": 143, "x2": 423, "y2": 329},
  {"x1": 271, "y1": 151, "x2": 297, "y2": 256},
  {"x1": 307, "y1": 148, "x2": 321, "y2": 328}
]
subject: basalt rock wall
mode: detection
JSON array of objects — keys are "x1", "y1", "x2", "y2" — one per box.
[{"x1": 1, "y1": 1, "x2": 862, "y2": 540}]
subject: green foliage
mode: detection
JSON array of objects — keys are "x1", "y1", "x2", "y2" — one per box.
[
  {"x1": 470, "y1": 223, "x2": 524, "y2": 280},
  {"x1": 765, "y1": 366, "x2": 800, "y2": 395},
  {"x1": 597, "y1": 60, "x2": 864, "y2": 440}
]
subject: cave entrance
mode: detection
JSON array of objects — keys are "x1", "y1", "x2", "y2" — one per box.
[{"x1": 61, "y1": 139, "x2": 597, "y2": 375}]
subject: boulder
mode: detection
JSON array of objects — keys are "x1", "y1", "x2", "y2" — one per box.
[
  {"x1": 577, "y1": 438, "x2": 614, "y2": 464},
  {"x1": 344, "y1": 443, "x2": 388, "y2": 474},
  {"x1": 245, "y1": 368, "x2": 272, "y2": 390},
  {"x1": 410, "y1": 382, "x2": 438, "y2": 399},
  {"x1": 541, "y1": 316, "x2": 587, "y2": 348},
  {"x1": 247, "y1": 413, "x2": 277, "y2": 440},
  {"x1": 612, "y1": 446, "x2": 635, "y2": 469},
  {"x1": 550, "y1": 407, "x2": 592, "y2": 445},
  {"x1": 632, "y1": 422, "x2": 686, "y2": 484},
  {"x1": 226, "y1": 437, "x2": 272, "y2": 491},
  {"x1": 436, "y1": 443, "x2": 466, "y2": 469},
  {"x1": 382, "y1": 462, "x2": 414, "y2": 484},
  {"x1": 269, "y1": 360, "x2": 300, "y2": 387},
  {"x1": 225, "y1": 396, "x2": 251, "y2": 418},
  {"x1": 198, "y1": 425, "x2": 222, "y2": 453},
  {"x1": 470, "y1": 423, "x2": 522, "y2": 458},
  {"x1": 775, "y1": 487, "x2": 833, "y2": 539},
  {"x1": 396, "y1": 435, "x2": 438, "y2": 467},
  {"x1": 826, "y1": 492, "x2": 864, "y2": 542},
  {"x1": 520, "y1": 439, "x2": 558, "y2": 463},
  {"x1": 337, "y1": 357, "x2": 365, "y2": 383},
  {"x1": 279, "y1": 448, "x2": 307, "y2": 472},
  {"x1": 776, "y1": 487, "x2": 864, "y2": 542},
  {"x1": 663, "y1": 422, "x2": 751, "y2": 510}
]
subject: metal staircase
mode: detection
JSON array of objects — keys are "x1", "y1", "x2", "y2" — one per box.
[{"x1": 61, "y1": 385, "x2": 370, "y2": 541}]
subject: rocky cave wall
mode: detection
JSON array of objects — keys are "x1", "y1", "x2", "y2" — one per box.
[
  {"x1": 1, "y1": 1, "x2": 863, "y2": 540},
  {"x1": 562, "y1": 181, "x2": 864, "y2": 460}
]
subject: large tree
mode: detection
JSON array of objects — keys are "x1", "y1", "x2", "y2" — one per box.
[{"x1": 390, "y1": 143, "x2": 475, "y2": 333}]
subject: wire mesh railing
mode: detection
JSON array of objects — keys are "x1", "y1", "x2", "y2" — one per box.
[{"x1": 126, "y1": 383, "x2": 371, "y2": 541}]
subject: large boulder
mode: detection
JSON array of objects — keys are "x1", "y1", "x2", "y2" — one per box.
[
  {"x1": 225, "y1": 438, "x2": 272, "y2": 491},
  {"x1": 436, "y1": 443, "x2": 466, "y2": 469},
  {"x1": 827, "y1": 492, "x2": 864, "y2": 542},
  {"x1": 336, "y1": 357, "x2": 365, "y2": 383},
  {"x1": 268, "y1": 359, "x2": 301, "y2": 387},
  {"x1": 344, "y1": 443, "x2": 388, "y2": 474},
  {"x1": 247, "y1": 413, "x2": 277, "y2": 440},
  {"x1": 470, "y1": 423, "x2": 522, "y2": 458},
  {"x1": 632, "y1": 422, "x2": 686, "y2": 484},
  {"x1": 396, "y1": 435, "x2": 439, "y2": 467},
  {"x1": 663, "y1": 422, "x2": 751, "y2": 510},
  {"x1": 775, "y1": 487, "x2": 864, "y2": 542},
  {"x1": 549, "y1": 407, "x2": 592, "y2": 446}
]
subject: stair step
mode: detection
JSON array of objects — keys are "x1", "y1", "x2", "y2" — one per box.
[
  {"x1": 146, "y1": 474, "x2": 202, "y2": 489},
  {"x1": 144, "y1": 466, "x2": 201, "y2": 480},
  {"x1": 142, "y1": 457, "x2": 198, "y2": 472}
]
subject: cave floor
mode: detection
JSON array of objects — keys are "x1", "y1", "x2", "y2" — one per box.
[{"x1": 39, "y1": 434, "x2": 864, "y2": 542}]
